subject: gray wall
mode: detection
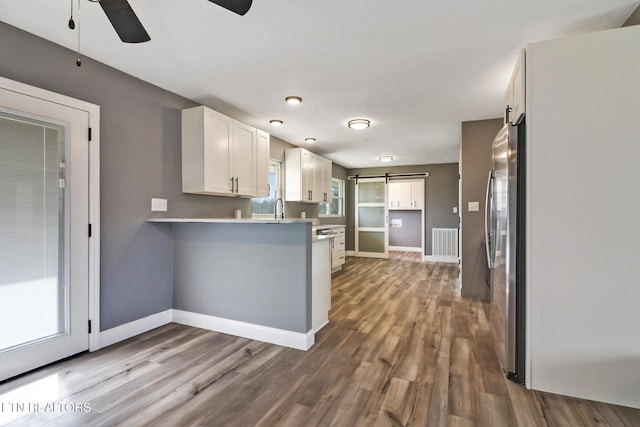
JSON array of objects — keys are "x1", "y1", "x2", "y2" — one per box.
[
  {"x1": 345, "y1": 163, "x2": 459, "y2": 255},
  {"x1": 0, "y1": 22, "x2": 266, "y2": 330},
  {"x1": 0, "y1": 18, "x2": 353, "y2": 332},
  {"x1": 389, "y1": 211, "x2": 422, "y2": 248},
  {"x1": 172, "y1": 223, "x2": 311, "y2": 332},
  {"x1": 460, "y1": 118, "x2": 503, "y2": 300}
]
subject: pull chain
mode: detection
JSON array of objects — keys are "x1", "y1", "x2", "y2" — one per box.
[
  {"x1": 68, "y1": 0, "x2": 75, "y2": 29},
  {"x1": 76, "y1": 0, "x2": 82, "y2": 66}
]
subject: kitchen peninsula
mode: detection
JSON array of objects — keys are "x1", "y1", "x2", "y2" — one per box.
[{"x1": 147, "y1": 218, "x2": 331, "y2": 350}]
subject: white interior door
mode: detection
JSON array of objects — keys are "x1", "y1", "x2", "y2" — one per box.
[
  {"x1": 355, "y1": 178, "x2": 388, "y2": 258},
  {"x1": 0, "y1": 87, "x2": 90, "y2": 381}
]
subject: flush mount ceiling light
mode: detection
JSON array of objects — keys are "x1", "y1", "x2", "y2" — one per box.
[
  {"x1": 285, "y1": 96, "x2": 302, "y2": 105},
  {"x1": 269, "y1": 119, "x2": 284, "y2": 126},
  {"x1": 377, "y1": 155, "x2": 395, "y2": 163},
  {"x1": 347, "y1": 119, "x2": 371, "y2": 130},
  {"x1": 305, "y1": 137, "x2": 316, "y2": 143}
]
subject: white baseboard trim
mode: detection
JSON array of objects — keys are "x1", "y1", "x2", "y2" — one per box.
[
  {"x1": 172, "y1": 309, "x2": 315, "y2": 351},
  {"x1": 389, "y1": 246, "x2": 423, "y2": 253},
  {"x1": 346, "y1": 250, "x2": 355, "y2": 256},
  {"x1": 423, "y1": 255, "x2": 460, "y2": 264},
  {"x1": 97, "y1": 309, "x2": 173, "y2": 350}
]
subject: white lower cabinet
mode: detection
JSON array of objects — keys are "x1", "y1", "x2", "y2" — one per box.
[{"x1": 331, "y1": 226, "x2": 346, "y2": 272}]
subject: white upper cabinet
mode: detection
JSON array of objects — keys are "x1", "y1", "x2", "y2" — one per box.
[
  {"x1": 181, "y1": 106, "x2": 269, "y2": 198},
  {"x1": 285, "y1": 147, "x2": 332, "y2": 203},
  {"x1": 318, "y1": 156, "x2": 332, "y2": 204},
  {"x1": 389, "y1": 180, "x2": 423, "y2": 210},
  {"x1": 504, "y1": 49, "x2": 525, "y2": 125},
  {"x1": 231, "y1": 120, "x2": 257, "y2": 197},
  {"x1": 255, "y1": 129, "x2": 270, "y2": 198}
]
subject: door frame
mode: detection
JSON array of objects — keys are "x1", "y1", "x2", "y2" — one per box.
[{"x1": 0, "y1": 75, "x2": 101, "y2": 352}]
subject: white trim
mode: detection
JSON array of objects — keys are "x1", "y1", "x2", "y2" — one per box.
[
  {"x1": 313, "y1": 320, "x2": 330, "y2": 334},
  {"x1": 355, "y1": 252, "x2": 388, "y2": 259},
  {"x1": 88, "y1": 106, "x2": 100, "y2": 352},
  {"x1": 0, "y1": 76, "x2": 101, "y2": 353},
  {"x1": 423, "y1": 255, "x2": 459, "y2": 264},
  {"x1": 97, "y1": 310, "x2": 173, "y2": 350},
  {"x1": 346, "y1": 250, "x2": 355, "y2": 256},
  {"x1": 389, "y1": 246, "x2": 423, "y2": 253},
  {"x1": 172, "y1": 310, "x2": 315, "y2": 351}
]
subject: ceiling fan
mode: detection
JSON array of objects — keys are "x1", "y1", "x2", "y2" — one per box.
[{"x1": 94, "y1": 0, "x2": 253, "y2": 43}]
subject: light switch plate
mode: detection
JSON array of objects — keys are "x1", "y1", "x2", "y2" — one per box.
[
  {"x1": 468, "y1": 201, "x2": 480, "y2": 212},
  {"x1": 453, "y1": 207, "x2": 458, "y2": 214},
  {"x1": 151, "y1": 198, "x2": 168, "y2": 212}
]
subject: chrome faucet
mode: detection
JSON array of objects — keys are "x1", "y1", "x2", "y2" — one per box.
[{"x1": 274, "y1": 198, "x2": 284, "y2": 219}]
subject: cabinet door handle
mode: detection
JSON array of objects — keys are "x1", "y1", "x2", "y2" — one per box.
[
  {"x1": 235, "y1": 177, "x2": 239, "y2": 193},
  {"x1": 230, "y1": 177, "x2": 234, "y2": 193}
]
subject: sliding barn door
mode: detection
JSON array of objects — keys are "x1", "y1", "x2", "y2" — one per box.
[{"x1": 355, "y1": 178, "x2": 388, "y2": 258}]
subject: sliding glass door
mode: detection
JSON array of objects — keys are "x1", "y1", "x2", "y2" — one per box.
[{"x1": 355, "y1": 178, "x2": 388, "y2": 258}]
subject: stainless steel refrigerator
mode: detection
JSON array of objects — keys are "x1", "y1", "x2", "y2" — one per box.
[{"x1": 485, "y1": 118, "x2": 526, "y2": 384}]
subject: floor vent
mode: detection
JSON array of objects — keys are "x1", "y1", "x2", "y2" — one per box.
[{"x1": 432, "y1": 228, "x2": 458, "y2": 257}]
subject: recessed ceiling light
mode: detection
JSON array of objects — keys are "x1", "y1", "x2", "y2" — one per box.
[
  {"x1": 348, "y1": 119, "x2": 371, "y2": 130},
  {"x1": 285, "y1": 96, "x2": 302, "y2": 105},
  {"x1": 377, "y1": 155, "x2": 395, "y2": 163},
  {"x1": 305, "y1": 137, "x2": 316, "y2": 143},
  {"x1": 269, "y1": 119, "x2": 284, "y2": 126}
]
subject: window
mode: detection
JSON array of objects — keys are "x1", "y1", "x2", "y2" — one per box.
[
  {"x1": 319, "y1": 178, "x2": 344, "y2": 216},
  {"x1": 252, "y1": 159, "x2": 282, "y2": 217}
]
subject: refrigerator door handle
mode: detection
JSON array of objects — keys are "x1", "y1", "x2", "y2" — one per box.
[{"x1": 485, "y1": 170, "x2": 494, "y2": 269}]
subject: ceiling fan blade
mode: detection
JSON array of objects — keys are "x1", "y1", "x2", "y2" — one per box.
[
  {"x1": 209, "y1": 0, "x2": 253, "y2": 16},
  {"x1": 99, "y1": 0, "x2": 151, "y2": 43}
]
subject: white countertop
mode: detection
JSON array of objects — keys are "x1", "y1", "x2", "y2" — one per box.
[
  {"x1": 147, "y1": 217, "x2": 319, "y2": 225},
  {"x1": 314, "y1": 224, "x2": 346, "y2": 230}
]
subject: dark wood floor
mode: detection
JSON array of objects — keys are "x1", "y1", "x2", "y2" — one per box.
[{"x1": 2, "y1": 254, "x2": 640, "y2": 426}]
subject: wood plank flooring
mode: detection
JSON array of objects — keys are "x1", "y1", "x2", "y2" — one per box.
[{"x1": 2, "y1": 254, "x2": 640, "y2": 426}]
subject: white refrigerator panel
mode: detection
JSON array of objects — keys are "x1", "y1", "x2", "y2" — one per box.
[{"x1": 526, "y1": 25, "x2": 640, "y2": 408}]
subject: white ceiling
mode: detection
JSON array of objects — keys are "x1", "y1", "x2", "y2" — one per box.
[{"x1": 1, "y1": 0, "x2": 637, "y2": 168}]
